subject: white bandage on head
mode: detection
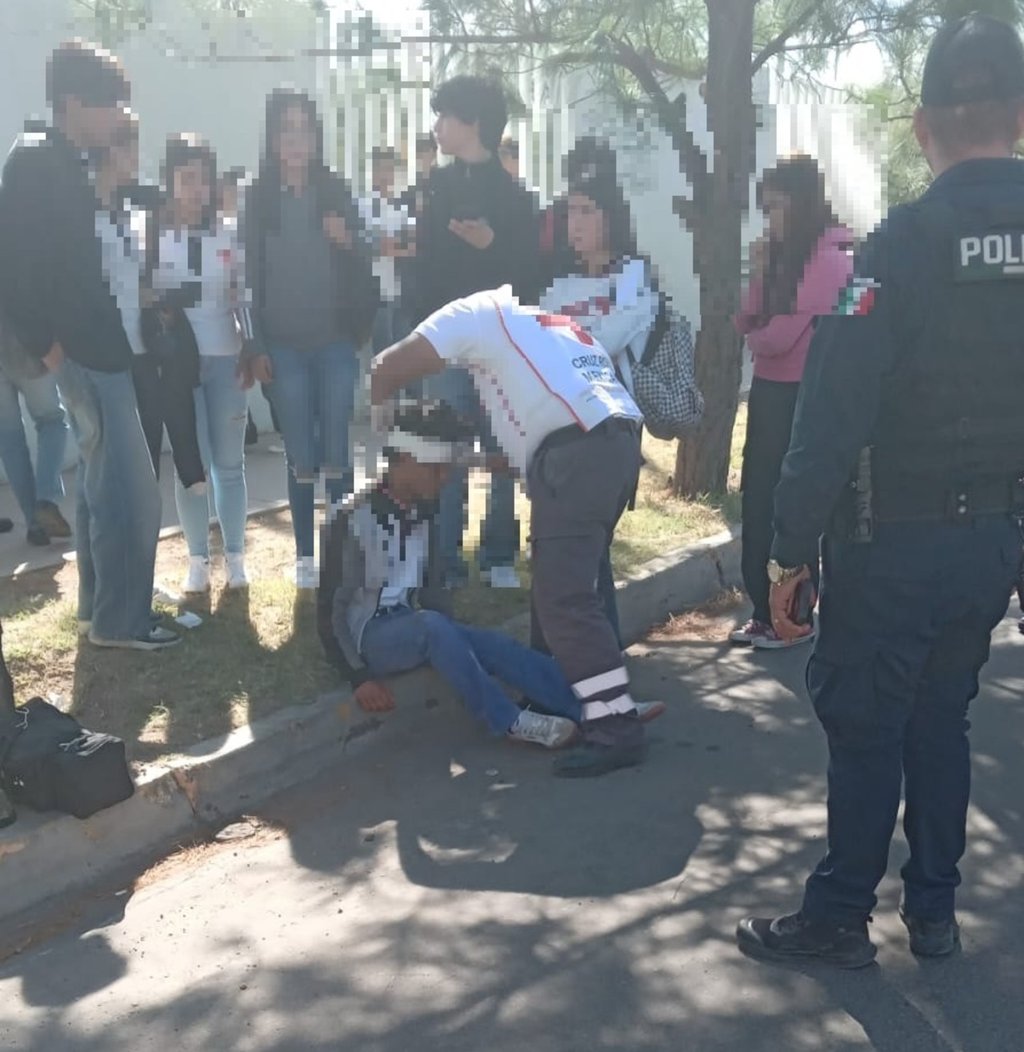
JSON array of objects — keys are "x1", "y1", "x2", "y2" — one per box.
[{"x1": 385, "y1": 429, "x2": 459, "y2": 464}]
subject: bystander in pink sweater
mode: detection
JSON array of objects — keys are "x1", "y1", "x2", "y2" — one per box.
[{"x1": 735, "y1": 226, "x2": 855, "y2": 384}]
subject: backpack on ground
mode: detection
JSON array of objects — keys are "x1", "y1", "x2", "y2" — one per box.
[
  {"x1": 0, "y1": 621, "x2": 134, "y2": 824},
  {"x1": 627, "y1": 298, "x2": 705, "y2": 441}
]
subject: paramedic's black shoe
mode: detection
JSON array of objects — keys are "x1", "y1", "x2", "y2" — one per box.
[
  {"x1": 0, "y1": 517, "x2": 12, "y2": 535},
  {"x1": 737, "y1": 912, "x2": 876, "y2": 969},
  {"x1": 553, "y1": 712, "x2": 646, "y2": 778},
  {"x1": 900, "y1": 908, "x2": 960, "y2": 958}
]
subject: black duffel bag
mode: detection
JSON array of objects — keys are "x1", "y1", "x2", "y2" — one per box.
[
  {"x1": 0, "y1": 622, "x2": 134, "y2": 822},
  {"x1": 0, "y1": 700, "x2": 135, "y2": 820}
]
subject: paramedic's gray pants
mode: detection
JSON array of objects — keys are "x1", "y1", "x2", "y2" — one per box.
[{"x1": 527, "y1": 419, "x2": 642, "y2": 701}]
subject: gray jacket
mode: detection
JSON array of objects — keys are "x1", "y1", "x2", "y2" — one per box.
[{"x1": 316, "y1": 482, "x2": 453, "y2": 686}]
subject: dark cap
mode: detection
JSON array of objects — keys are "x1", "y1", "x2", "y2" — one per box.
[
  {"x1": 921, "y1": 14, "x2": 1024, "y2": 107},
  {"x1": 567, "y1": 153, "x2": 622, "y2": 216}
]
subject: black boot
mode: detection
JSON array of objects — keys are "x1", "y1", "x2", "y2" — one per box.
[
  {"x1": 900, "y1": 907, "x2": 960, "y2": 958},
  {"x1": 552, "y1": 711, "x2": 646, "y2": 778},
  {"x1": 736, "y1": 911, "x2": 877, "y2": 969}
]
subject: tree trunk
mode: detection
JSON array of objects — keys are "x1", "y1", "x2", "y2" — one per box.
[{"x1": 673, "y1": 0, "x2": 757, "y2": 497}]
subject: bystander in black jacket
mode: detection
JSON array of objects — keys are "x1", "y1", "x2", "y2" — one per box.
[
  {"x1": 0, "y1": 126, "x2": 133, "y2": 371},
  {"x1": 414, "y1": 156, "x2": 540, "y2": 321}
]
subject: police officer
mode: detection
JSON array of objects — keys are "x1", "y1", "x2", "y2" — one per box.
[
  {"x1": 737, "y1": 14, "x2": 1024, "y2": 968},
  {"x1": 370, "y1": 284, "x2": 647, "y2": 777}
]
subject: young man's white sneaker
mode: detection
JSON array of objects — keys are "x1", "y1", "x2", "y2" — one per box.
[
  {"x1": 486, "y1": 565, "x2": 521, "y2": 589},
  {"x1": 751, "y1": 625, "x2": 816, "y2": 650},
  {"x1": 291, "y1": 556, "x2": 318, "y2": 591},
  {"x1": 507, "y1": 709, "x2": 577, "y2": 749},
  {"x1": 224, "y1": 553, "x2": 249, "y2": 590},
  {"x1": 635, "y1": 700, "x2": 667, "y2": 723},
  {"x1": 88, "y1": 626, "x2": 181, "y2": 652},
  {"x1": 182, "y1": 556, "x2": 211, "y2": 595}
]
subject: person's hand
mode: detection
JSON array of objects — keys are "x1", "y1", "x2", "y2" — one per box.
[
  {"x1": 370, "y1": 400, "x2": 396, "y2": 436},
  {"x1": 354, "y1": 680, "x2": 396, "y2": 714},
  {"x1": 449, "y1": 218, "x2": 494, "y2": 251},
  {"x1": 239, "y1": 355, "x2": 271, "y2": 389},
  {"x1": 749, "y1": 236, "x2": 769, "y2": 277},
  {"x1": 323, "y1": 212, "x2": 353, "y2": 248},
  {"x1": 486, "y1": 453, "x2": 512, "y2": 475},
  {"x1": 769, "y1": 566, "x2": 816, "y2": 642},
  {"x1": 43, "y1": 342, "x2": 64, "y2": 374}
]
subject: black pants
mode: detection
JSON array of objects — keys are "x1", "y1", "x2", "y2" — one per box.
[
  {"x1": 131, "y1": 353, "x2": 205, "y2": 488},
  {"x1": 740, "y1": 377, "x2": 807, "y2": 624},
  {"x1": 527, "y1": 419, "x2": 641, "y2": 714}
]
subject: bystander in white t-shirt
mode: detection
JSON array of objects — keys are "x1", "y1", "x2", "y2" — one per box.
[{"x1": 415, "y1": 285, "x2": 641, "y2": 475}]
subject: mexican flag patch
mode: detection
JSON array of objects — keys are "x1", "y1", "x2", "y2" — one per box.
[{"x1": 832, "y1": 276, "x2": 879, "y2": 316}]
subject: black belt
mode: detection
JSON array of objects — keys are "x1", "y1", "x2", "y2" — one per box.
[{"x1": 873, "y1": 478, "x2": 1024, "y2": 523}]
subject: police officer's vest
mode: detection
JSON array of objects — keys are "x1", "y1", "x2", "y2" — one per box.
[{"x1": 869, "y1": 197, "x2": 1024, "y2": 521}]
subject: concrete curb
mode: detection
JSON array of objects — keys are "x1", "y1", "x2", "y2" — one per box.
[{"x1": 1, "y1": 527, "x2": 741, "y2": 924}]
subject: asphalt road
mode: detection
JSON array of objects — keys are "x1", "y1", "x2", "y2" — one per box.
[{"x1": 1, "y1": 616, "x2": 1022, "y2": 1052}]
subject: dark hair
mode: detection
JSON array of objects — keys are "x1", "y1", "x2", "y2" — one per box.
[
  {"x1": 391, "y1": 399, "x2": 476, "y2": 445},
  {"x1": 757, "y1": 156, "x2": 840, "y2": 318},
  {"x1": 47, "y1": 40, "x2": 129, "y2": 113},
  {"x1": 430, "y1": 75, "x2": 508, "y2": 153},
  {"x1": 923, "y1": 98, "x2": 1023, "y2": 152},
  {"x1": 415, "y1": 132, "x2": 437, "y2": 155},
  {"x1": 162, "y1": 133, "x2": 218, "y2": 230}
]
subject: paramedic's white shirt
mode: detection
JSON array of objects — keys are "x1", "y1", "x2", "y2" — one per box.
[{"x1": 416, "y1": 286, "x2": 641, "y2": 474}]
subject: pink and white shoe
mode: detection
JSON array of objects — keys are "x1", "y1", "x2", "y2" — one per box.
[{"x1": 730, "y1": 619, "x2": 773, "y2": 646}]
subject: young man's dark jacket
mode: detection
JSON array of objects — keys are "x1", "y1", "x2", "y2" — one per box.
[
  {"x1": 414, "y1": 156, "x2": 540, "y2": 321},
  {"x1": 316, "y1": 483, "x2": 453, "y2": 688},
  {"x1": 242, "y1": 166, "x2": 380, "y2": 351},
  {"x1": 0, "y1": 127, "x2": 133, "y2": 371}
]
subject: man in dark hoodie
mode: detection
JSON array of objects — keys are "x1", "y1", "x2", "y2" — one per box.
[
  {"x1": 415, "y1": 75, "x2": 540, "y2": 592},
  {"x1": 0, "y1": 41, "x2": 174, "y2": 651}
]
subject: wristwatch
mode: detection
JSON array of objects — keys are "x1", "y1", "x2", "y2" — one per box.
[{"x1": 767, "y1": 559, "x2": 803, "y2": 586}]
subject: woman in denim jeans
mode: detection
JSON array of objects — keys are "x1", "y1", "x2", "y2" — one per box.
[
  {"x1": 241, "y1": 89, "x2": 378, "y2": 589},
  {"x1": 153, "y1": 135, "x2": 253, "y2": 595},
  {"x1": 0, "y1": 320, "x2": 70, "y2": 546}
]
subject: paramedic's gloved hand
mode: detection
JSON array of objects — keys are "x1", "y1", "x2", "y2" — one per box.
[
  {"x1": 370, "y1": 401, "x2": 397, "y2": 436},
  {"x1": 355, "y1": 680, "x2": 396, "y2": 714}
]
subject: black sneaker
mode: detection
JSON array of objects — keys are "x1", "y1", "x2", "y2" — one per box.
[
  {"x1": 736, "y1": 912, "x2": 877, "y2": 969},
  {"x1": 26, "y1": 522, "x2": 50, "y2": 547},
  {"x1": 34, "y1": 500, "x2": 72, "y2": 539},
  {"x1": 552, "y1": 712, "x2": 647, "y2": 778},
  {"x1": 900, "y1": 908, "x2": 960, "y2": 958},
  {"x1": 0, "y1": 517, "x2": 13, "y2": 535}
]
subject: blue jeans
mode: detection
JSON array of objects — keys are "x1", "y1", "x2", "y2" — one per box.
[
  {"x1": 801, "y1": 518, "x2": 1019, "y2": 926},
  {"x1": 269, "y1": 342, "x2": 359, "y2": 559},
  {"x1": 428, "y1": 367, "x2": 518, "y2": 573},
  {"x1": 174, "y1": 356, "x2": 249, "y2": 558},
  {"x1": 359, "y1": 607, "x2": 582, "y2": 734},
  {"x1": 0, "y1": 365, "x2": 68, "y2": 524},
  {"x1": 56, "y1": 360, "x2": 160, "y2": 640}
]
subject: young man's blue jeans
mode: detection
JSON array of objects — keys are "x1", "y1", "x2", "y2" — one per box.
[
  {"x1": 56, "y1": 360, "x2": 161, "y2": 641},
  {"x1": 269, "y1": 342, "x2": 358, "y2": 559},
  {"x1": 428, "y1": 367, "x2": 518, "y2": 575},
  {"x1": 174, "y1": 355, "x2": 249, "y2": 558},
  {"x1": 0, "y1": 365, "x2": 68, "y2": 524},
  {"x1": 359, "y1": 606, "x2": 581, "y2": 734}
]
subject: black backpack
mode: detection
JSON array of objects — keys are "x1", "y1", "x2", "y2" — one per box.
[{"x1": 0, "y1": 622, "x2": 134, "y2": 825}]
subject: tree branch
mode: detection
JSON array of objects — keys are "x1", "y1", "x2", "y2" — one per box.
[{"x1": 751, "y1": 0, "x2": 831, "y2": 74}]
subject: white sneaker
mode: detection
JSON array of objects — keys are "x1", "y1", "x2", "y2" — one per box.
[
  {"x1": 486, "y1": 565, "x2": 521, "y2": 589},
  {"x1": 635, "y1": 700, "x2": 667, "y2": 724},
  {"x1": 225, "y1": 553, "x2": 249, "y2": 590},
  {"x1": 507, "y1": 709, "x2": 577, "y2": 749},
  {"x1": 291, "y1": 556, "x2": 318, "y2": 591},
  {"x1": 182, "y1": 556, "x2": 211, "y2": 595}
]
